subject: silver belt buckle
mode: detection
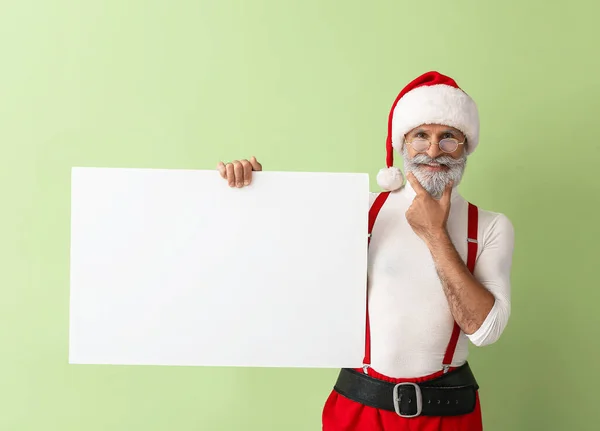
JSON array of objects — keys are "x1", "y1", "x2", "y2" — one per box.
[{"x1": 393, "y1": 382, "x2": 423, "y2": 418}]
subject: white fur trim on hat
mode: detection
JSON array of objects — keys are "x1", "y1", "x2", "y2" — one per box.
[
  {"x1": 391, "y1": 84, "x2": 479, "y2": 154},
  {"x1": 376, "y1": 167, "x2": 404, "y2": 191}
]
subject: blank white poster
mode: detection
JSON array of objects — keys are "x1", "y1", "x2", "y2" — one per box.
[{"x1": 68, "y1": 167, "x2": 369, "y2": 368}]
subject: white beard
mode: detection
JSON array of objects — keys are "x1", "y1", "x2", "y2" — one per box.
[{"x1": 402, "y1": 146, "x2": 467, "y2": 198}]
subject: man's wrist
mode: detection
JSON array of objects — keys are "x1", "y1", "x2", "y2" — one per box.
[{"x1": 425, "y1": 228, "x2": 451, "y2": 249}]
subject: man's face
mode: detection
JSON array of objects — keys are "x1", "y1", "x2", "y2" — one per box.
[{"x1": 402, "y1": 124, "x2": 467, "y2": 198}]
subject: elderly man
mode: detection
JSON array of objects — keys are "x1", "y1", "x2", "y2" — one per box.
[{"x1": 217, "y1": 71, "x2": 514, "y2": 431}]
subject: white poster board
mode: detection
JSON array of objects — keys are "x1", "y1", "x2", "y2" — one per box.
[{"x1": 68, "y1": 167, "x2": 369, "y2": 368}]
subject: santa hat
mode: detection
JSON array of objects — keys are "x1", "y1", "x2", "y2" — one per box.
[{"x1": 376, "y1": 71, "x2": 480, "y2": 191}]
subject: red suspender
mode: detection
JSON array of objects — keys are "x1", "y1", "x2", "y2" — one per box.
[
  {"x1": 362, "y1": 196, "x2": 479, "y2": 374},
  {"x1": 362, "y1": 192, "x2": 391, "y2": 369},
  {"x1": 442, "y1": 202, "x2": 479, "y2": 371},
  {"x1": 466, "y1": 202, "x2": 479, "y2": 274}
]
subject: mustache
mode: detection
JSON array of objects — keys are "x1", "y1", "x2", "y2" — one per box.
[{"x1": 409, "y1": 154, "x2": 465, "y2": 167}]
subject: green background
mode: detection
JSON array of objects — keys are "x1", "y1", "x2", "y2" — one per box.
[{"x1": 2, "y1": 0, "x2": 599, "y2": 430}]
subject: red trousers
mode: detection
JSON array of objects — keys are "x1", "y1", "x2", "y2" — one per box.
[{"x1": 322, "y1": 367, "x2": 483, "y2": 431}]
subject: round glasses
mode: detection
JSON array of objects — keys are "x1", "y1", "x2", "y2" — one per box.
[{"x1": 407, "y1": 138, "x2": 464, "y2": 154}]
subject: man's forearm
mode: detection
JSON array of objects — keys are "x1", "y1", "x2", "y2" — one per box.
[{"x1": 425, "y1": 230, "x2": 495, "y2": 335}]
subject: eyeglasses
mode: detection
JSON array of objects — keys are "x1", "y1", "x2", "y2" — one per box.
[{"x1": 406, "y1": 138, "x2": 465, "y2": 154}]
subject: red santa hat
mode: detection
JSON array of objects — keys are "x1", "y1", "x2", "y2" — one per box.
[{"x1": 376, "y1": 71, "x2": 480, "y2": 191}]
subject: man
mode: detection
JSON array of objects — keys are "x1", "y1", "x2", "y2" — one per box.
[{"x1": 217, "y1": 71, "x2": 514, "y2": 431}]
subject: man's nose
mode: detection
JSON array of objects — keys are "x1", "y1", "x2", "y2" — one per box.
[{"x1": 426, "y1": 141, "x2": 443, "y2": 159}]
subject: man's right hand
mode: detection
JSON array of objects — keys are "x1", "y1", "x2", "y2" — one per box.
[{"x1": 217, "y1": 156, "x2": 263, "y2": 188}]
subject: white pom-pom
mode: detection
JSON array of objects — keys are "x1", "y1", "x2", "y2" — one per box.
[{"x1": 376, "y1": 167, "x2": 404, "y2": 191}]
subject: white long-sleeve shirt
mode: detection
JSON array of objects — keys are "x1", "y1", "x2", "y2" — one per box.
[{"x1": 367, "y1": 181, "x2": 515, "y2": 378}]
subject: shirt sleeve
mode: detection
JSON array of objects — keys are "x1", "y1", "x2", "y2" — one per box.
[
  {"x1": 369, "y1": 192, "x2": 378, "y2": 206},
  {"x1": 466, "y1": 212, "x2": 515, "y2": 347}
]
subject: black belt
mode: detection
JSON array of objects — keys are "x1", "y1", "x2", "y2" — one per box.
[{"x1": 333, "y1": 362, "x2": 479, "y2": 418}]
